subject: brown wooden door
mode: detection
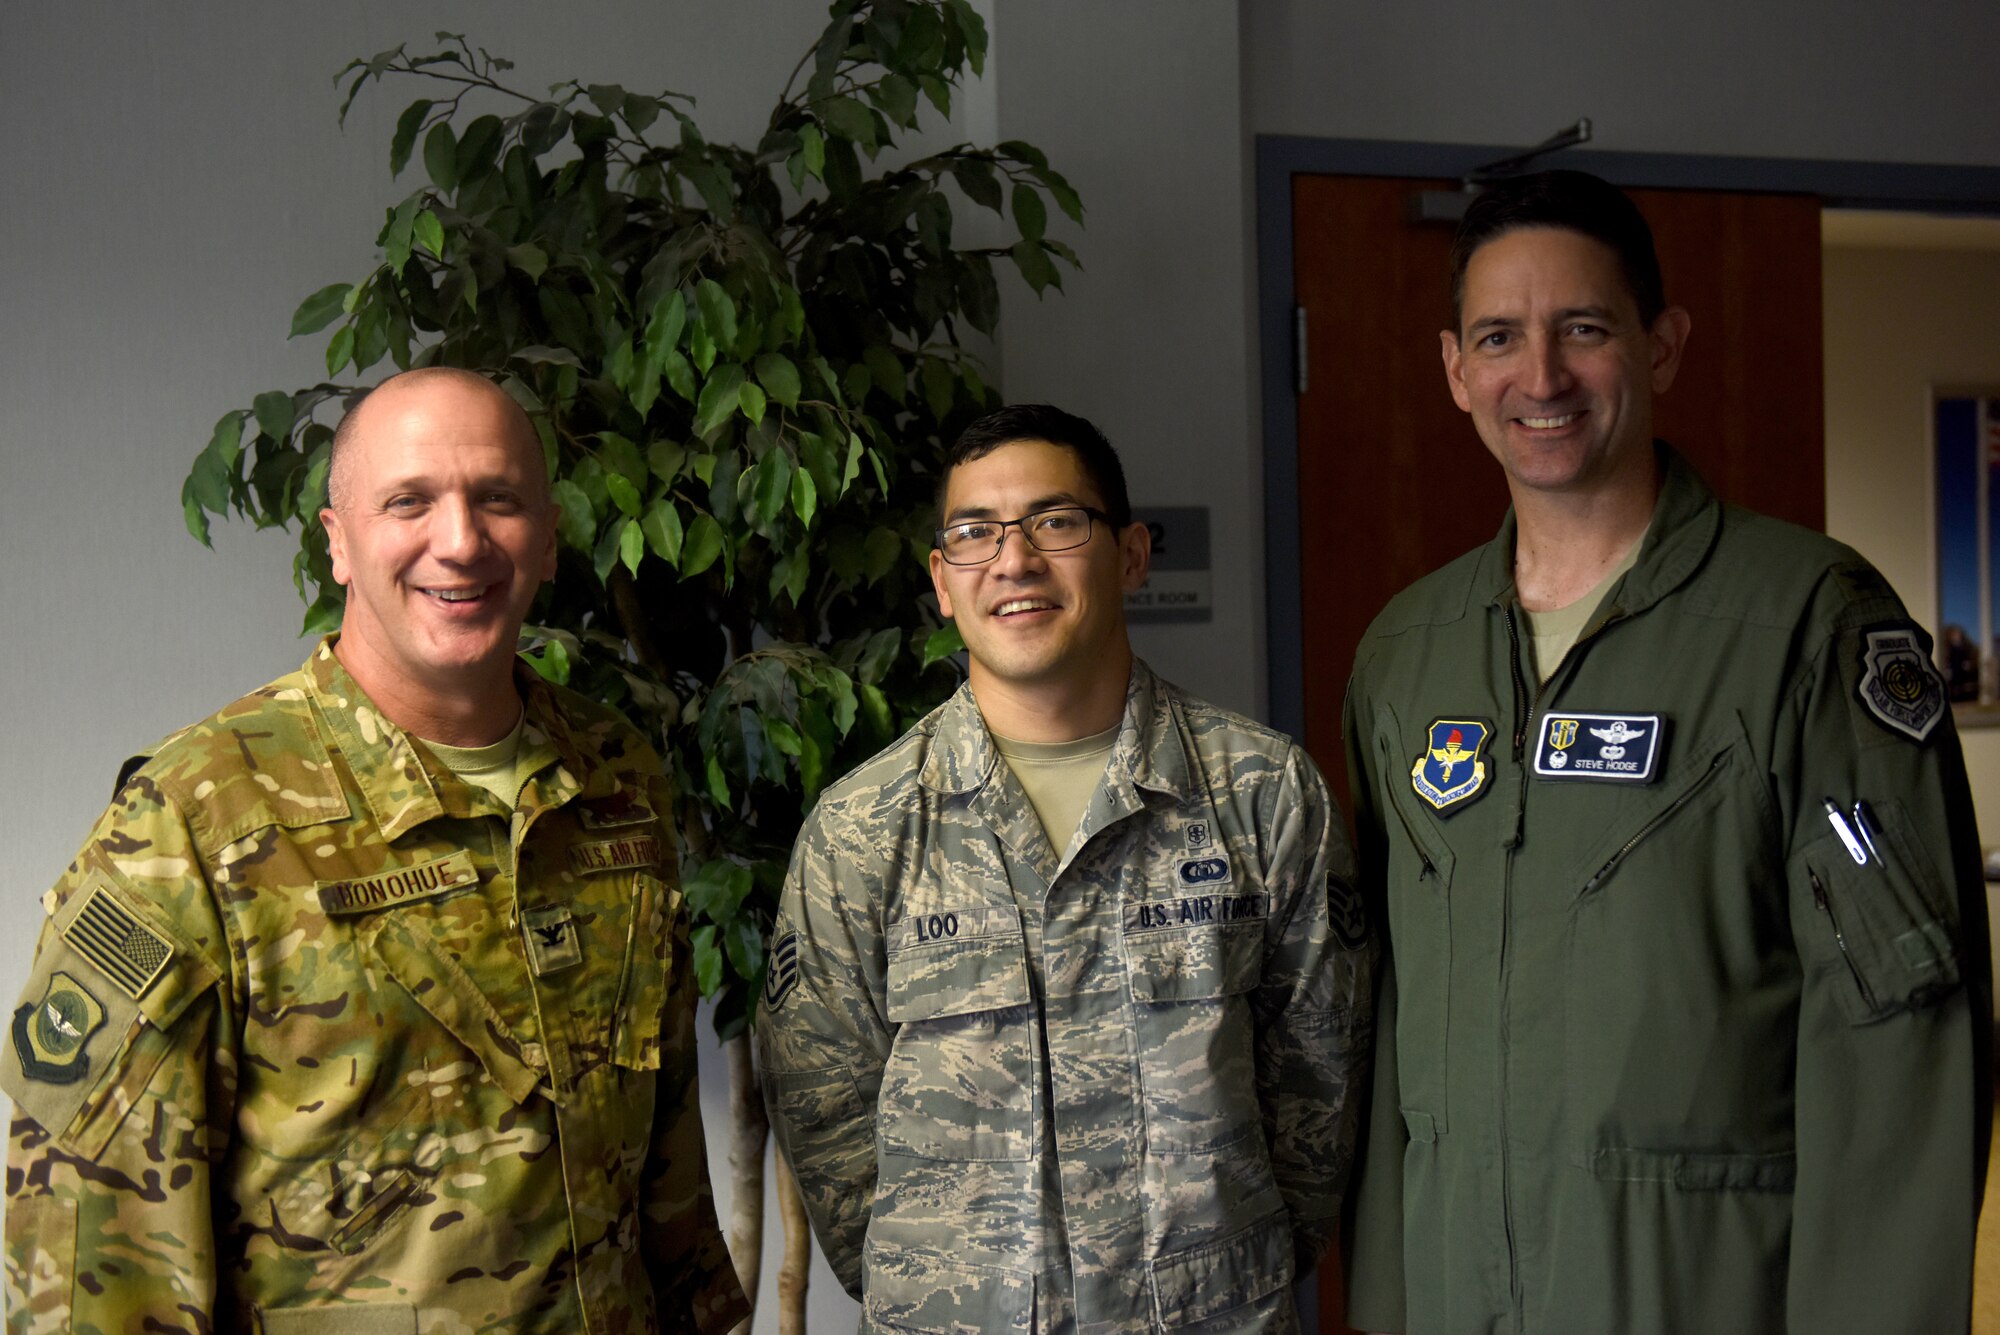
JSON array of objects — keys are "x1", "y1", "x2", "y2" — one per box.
[{"x1": 1292, "y1": 173, "x2": 1825, "y2": 1334}]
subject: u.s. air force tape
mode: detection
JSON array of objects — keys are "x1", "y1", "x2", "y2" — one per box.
[
  {"x1": 316, "y1": 850, "x2": 478, "y2": 915},
  {"x1": 60, "y1": 885, "x2": 173, "y2": 1001}
]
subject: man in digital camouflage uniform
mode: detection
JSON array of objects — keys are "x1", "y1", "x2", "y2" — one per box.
[
  {"x1": 1343, "y1": 171, "x2": 1992, "y2": 1334},
  {"x1": 2, "y1": 368, "x2": 747, "y2": 1334},
  {"x1": 759, "y1": 404, "x2": 1374, "y2": 1333}
]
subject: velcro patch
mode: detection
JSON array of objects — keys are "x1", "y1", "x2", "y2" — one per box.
[
  {"x1": 1533, "y1": 712, "x2": 1664, "y2": 782},
  {"x1": 765, "y1": 932, "x2": 800, "y2": 1010},
  {"x1": 1329, "y1": 873, "x2": 1369, "y2": 950},
  {"x1": 576, "y1": 792, "x2": 656, "y2": 829},
  {"x1": 522, "y1": 905, "x2": 582, "y2": 976},
  {"x1": 1858, "y1": 625, "x2": 1945, "y2": 742},
  {"x1": 893, "y1": 906, "x2": 1020, "y2": 950},
  {"x1": 317, "y1": 851, "x2": 478, "y2": 916},
  {"x1": 1177, "y1": 855, "x2": 1232, "y2": 886},
  {"x1": 61, "y1": 886, "x2": 173, "y2": 1000},
  {"x1": 1125, "y1": 892, "x2": 1269, "y2": 934},
  {"x1": 568, "y1": 834, "x2": 662, "y2": 875}
]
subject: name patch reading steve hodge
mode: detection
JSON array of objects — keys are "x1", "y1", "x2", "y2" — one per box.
[
  {"x1": 568, "y1": 835, "x2": 662, "y2": 875},
  {"x1": 317, "y1": 851, "x2": 478, "y2": 915}
]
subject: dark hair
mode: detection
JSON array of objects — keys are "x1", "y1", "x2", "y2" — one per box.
[
  {"x1": 1449, "y1": 170, "x2": 1667, "y2": 330},
  {"x1": 935, "y1": 404, "x2": 1132, "y2": 529}
]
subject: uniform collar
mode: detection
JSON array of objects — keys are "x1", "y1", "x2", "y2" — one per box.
[
  {"x1": 302, "y1": 637, "x2": 605, "y2": 840},
  {"x1": 1477, "y1": 440, "x2": 1721, "y2": 619},
  {"x1": 918, "y1": 658, "x2": 1193, "y2": 801}
]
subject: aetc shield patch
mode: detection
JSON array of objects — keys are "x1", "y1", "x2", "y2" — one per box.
[
  {"x1": 1858, "y1": 625, "x2": 1945, "y2": 742},
  {"x1": 12, "y1": 972, "x2": 107, "y2": 1084},
  {"x1": 1410, "y1": 718, "x2": 1493, "y2": 815}
]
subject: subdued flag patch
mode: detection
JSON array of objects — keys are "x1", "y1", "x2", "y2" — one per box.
[{"x1": 61, "y1": 886, "x2": 173, "y2": 1001}]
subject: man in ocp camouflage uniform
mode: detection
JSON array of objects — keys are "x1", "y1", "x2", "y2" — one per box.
[
  {"x1": 2, "y1": 368, "x2": 747, "y2": 1333},
  {"x1": 759, "y1": 405, "x2": 1374, "y2": 1333}
]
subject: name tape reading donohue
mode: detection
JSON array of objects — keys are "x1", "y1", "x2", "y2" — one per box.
[{"x1": 316, "y1": 851, "x2": 479, "y2": 916}]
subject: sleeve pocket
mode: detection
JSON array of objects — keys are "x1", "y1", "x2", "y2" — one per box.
[
  {"x1": 3, "y1": 1193, "x2": 76, "y2": 1330},
  {"x1": 1801, "y1": 798, "x2": 1961, "y2": 1023}
]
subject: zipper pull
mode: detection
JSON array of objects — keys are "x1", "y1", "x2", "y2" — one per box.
[{"x1": 1810, "y1": 869, "x2": 1829, "y2": 912}]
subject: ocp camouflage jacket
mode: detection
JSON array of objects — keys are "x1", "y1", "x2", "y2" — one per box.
[
  {"x1": 2, "y1": 640, "x2": 747, "y2": 1335},
  {"x1": 759, "y1": 661, "x2": 1374, "y2": 1334}
]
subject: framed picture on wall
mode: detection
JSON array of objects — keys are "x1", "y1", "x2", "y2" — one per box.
[{"x1": 1934, "y1": 388, "x2": 2000, "y2": 725}]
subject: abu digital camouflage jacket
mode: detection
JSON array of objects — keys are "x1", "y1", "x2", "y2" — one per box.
[
  {"x1": 759, "y1": 661, "x2": 1374, "y2": 1334},
  {"x1": 2, "y1": 640, "x2": 747, "y2": 1335}
]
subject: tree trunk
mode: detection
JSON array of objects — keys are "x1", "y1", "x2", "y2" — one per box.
[
  {"x1": 725, "y1": 1030, "x2": 768, "y2": 1335},
  {"x1": 774, "y1": 1149, "x2": 812, "y2": 1335}
]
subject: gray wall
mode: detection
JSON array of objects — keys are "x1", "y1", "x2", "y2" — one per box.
[{"x1": 6, "y1": 1, "x2": 2000, "y2": 1329}]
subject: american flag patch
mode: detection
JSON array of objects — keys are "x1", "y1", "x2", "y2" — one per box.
[{"x1": 61, "y1": 886, "x2": 173, "y2": 1000}]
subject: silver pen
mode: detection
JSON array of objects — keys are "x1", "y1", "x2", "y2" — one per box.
[{"x1": 1823, "y1": 797, "x2": 1869, "y2": 865}]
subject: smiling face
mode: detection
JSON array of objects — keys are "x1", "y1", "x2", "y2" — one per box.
[
  {"x1": 1442, "y1": 225, "x2": 1689, "y2": 500},
  {"x1": 928, "y1": 439, "x2": 1150, "y2": 734},
  {"x1": 320, "y1": 374, "x2": 557, "y2": 734}
]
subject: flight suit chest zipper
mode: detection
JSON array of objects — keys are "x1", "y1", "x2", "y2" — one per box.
[{"x1": 1579, "y1": 752, "x2": 1729, "y2": 896}]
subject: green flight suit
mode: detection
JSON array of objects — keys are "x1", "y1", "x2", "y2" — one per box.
[
  {"x1": 759, "y1": 662, "x2": 1375, "y2": 1333},
  {"x1": 1342, "y1": 445, "x2": 1992, "y2": 1334},
  {"x1": 2, "y1": 640, "x2": 747, "y2": 1334}
]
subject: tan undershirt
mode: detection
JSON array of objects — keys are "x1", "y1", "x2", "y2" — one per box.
[
  {"x1": 423, "y1": 713, "x2": 532, "y2": 809},
  {"x1": 992, "y1": 724, "x2": 1121, "y2": 856},
  {"x1": 1523, "y1": 528, "x2": 1647, "y2": 684}
]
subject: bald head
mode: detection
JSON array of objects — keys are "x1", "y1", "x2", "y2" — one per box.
[{"x1": 327, "y1": 368, "x2": 544, "y2": 512}]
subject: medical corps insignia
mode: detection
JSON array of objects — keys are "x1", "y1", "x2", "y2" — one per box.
[
  {"x1": 1858, "y1": 625, "x2": 1945, "y2": 742},
  {"x1": 12, "y1": 971, "x2": 106, "y2": 1084},
  {"x1": 1411, "y1": 718, "x2": 1493, "y2": 815}
]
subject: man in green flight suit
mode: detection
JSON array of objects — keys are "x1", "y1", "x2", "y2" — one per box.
[
  {"x1": 2, "y1": 368, "x2": 748, "y2": 1334},
  {"x1": 1342, "y1": 171, "x2": 1992, "y2": 1334},
  {"x1": 759, "y1": 405, "x2": 1375, "y2": 1333}
]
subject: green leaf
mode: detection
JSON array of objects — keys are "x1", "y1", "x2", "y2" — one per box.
[
  {"x1": 680, "y1": 513, "x2": 724, "y2": 577},
  {"x1": 867, "y1": 73, "x2": 918, "y2": 128},
  {"x1": 605, "y1": 473, "x2": 643, "y2": 519},
  {"x1": 423, "y1": 120, "x2": 459, "y2": 192},
  {"x1": 1010, "y1": 238, "x2": 1060, "y2": 294},
  {"x1": 922, "y1": 623, "x2": 966, "y2": 667},
  {"x1": 820, "y1": 95, "x2": 877, "y2": 150},
  {"x1": 301, "y1": 591, "x2": 344, "y2": 636},
  {"x1": 648, "y1": 439, "x2": 686, "y2": 482},
  {"x1": 951, "y1": 158, "x2": 1002, "y2": 212},
  {"x1": 790, "y1": 465, "x2": 818, "y2": 527},
  {"x1": 252, "y1": 391, "x2": 295, "y2": 445},
  {"x1": 413, "y1": 209, "x2": 446, "y2": 260},
  {"x1": 920, "y1": 357, "x2": 955, "y2": 423},
  {"x1": 684, "y1": 857, "x2": 753, "y2": 921},
  {"x1": 205, "y1": 412, "x2": 245, "y2": 472},
  {"x1": 180, "y1": 476, "x2": 212, "y2": 547},
  {"x1": 665, "y1": 349, "x2": 697, "y2": 403},
  {"x1": 622, "y1": 91, "x2": 661, "y2": 134},
  {"x1": 324, "y1": 324, "x2": 356, "y2": 376},
  {"x1": 689, "y1": 321, "x2": 717, "y2": 375},
  {"x1": 768, "y1": 544, "x2": 809, "y2": 605},
  {"x1": 704, "y1": 753, "x2": 731, "y2": 808},
  {"x1": 862, "y1": 526, "x2": 901, "y2": 583},
  {"x1": 389, "y1": 100, "x2": 434, "y2": 176},
  {"x1": 552, "y1": 478, "x2": 596, "y2": 552},
  {"x1": 506, "y1": 243, "x2": 548, "y2": 280},
  {"x1": 383, "y1": 196, "x2": 419, "y2": 274},
  {"x1": 863, "y1": 344, "x2": 904, "y2": 402},
  {"x1": 619, "y1": 518, "x2": 645, "y2": 575},
  {"x1": 599, "y1": 432, "x2": 647, "y2": 486},
  {"x1": 646, "y1": 290, "x2": 687, "y2": 367},
  {"x1": 738, "y1": 380, "x2": 767, "y2": 426},
  {"x1": 752, "y1": 352, "x2": 802, "y2": 409},
  {"x1": 750, "y1": 450, "x2": 793, "y2": 525},
  {"x1": 857, "y1": 627, "x2": 900, "y2": 684},
  {"x1": 764, "y1": 717, "x2": 803, "y2": 757},
  {"x1": 695, "y1": 363, "x2": 746, "y2": 438},
  {"x1": 724, "y1": 915, "x2": 763, "y2": 981},
  {"x1": 526, "y1": 636, "x2": 571, "y2": 685},
  {"x1": 1011, "y1": 181, "x2": 1047, "y2": 242},
  {"x1": 798, "y1": 122, "x2": 826, "y2": 180},
  {"x1": 290, "y1": 283, "x2": 353, "y2": 337},
  {"x1": 642, "y1": 498, "x2": 684, "y2": 565},
  {"x1": 859, "y1": 682, "x2": 893, "y2": 739},
  {"x1": 692, "y1": 924, "x2": 724, "y2": 994},
  {"x1": 842, "y1": 431, "x2": 865, "y2": 493},
  {"x1": 694, "y1": 279, "x2": 739, "y2": 355},
  {"x1": 454, "y1": 114, "x2": 504, "y2": 187}
]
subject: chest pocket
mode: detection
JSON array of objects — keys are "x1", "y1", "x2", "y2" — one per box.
[
  {"x1": 881, "y1": 908, "x2": 1036, "y2": 1162},
  {"x1": 1376, "y1": 712, "x2": 1455, "y2": 1141},
  {"x1": 1124, "y1": 909, "x2": 1263, "y2": 1155}
]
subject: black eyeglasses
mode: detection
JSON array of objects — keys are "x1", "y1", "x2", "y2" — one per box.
[{"x1": 934, "y1": 506, "x2": 1107, "y2": 565}]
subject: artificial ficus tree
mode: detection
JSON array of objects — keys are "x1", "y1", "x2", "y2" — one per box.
[{"x1": 179, "y1": 3, "x2": 1081, "y2": 1328}]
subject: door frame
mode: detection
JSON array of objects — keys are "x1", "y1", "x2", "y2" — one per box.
[{"x1": 1258, "y1": 135, "x2": 2000, "y2": 741}]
